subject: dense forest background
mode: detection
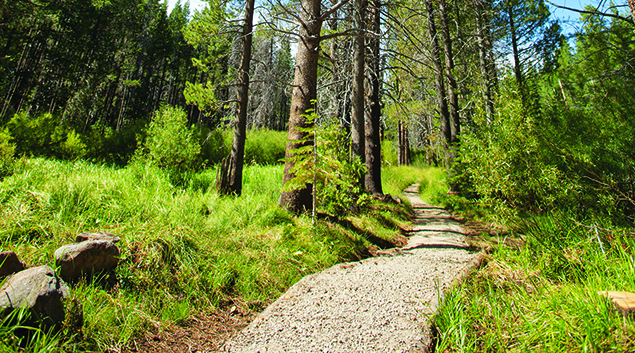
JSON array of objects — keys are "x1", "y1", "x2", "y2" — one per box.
[{"x1": 1, "y1": 0, "x2": 635, "y2": 220}]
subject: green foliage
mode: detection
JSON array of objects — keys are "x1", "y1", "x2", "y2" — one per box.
[
  {"x1": 0, "y1": 128, "x2": 16, "y2": 179},
  {"x1": 283, "y1": 110, "x2": 367, "y2": 215},
  {"x1": 194, "y1": 126, "x2": 229, "y2": 165},
  {"x1": 451, "y1": 78, "x2": 579, "y2": 219},
  {"x1": 0, "y1": 158, "x2": 407, "y2": 351},
  {"x1": 132, "y1": 105, "x2": 201, "y2": 183},
  {"x1": 434, "y1": 213, "x2": 635, "y2": 352},
  {"x1": 6, "y1": 112, "x2": 87, "y2": 160}
]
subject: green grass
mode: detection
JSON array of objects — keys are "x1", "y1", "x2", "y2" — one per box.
[
  {"x1": 0, "y1": 158, "x2": 417, "y2": 351},
  {"x1": 382, "y1": 165, "x2": 447, "y2": 200},
  {"x1": 426, "y1": 184, "x2": 635, "y2": 351}
]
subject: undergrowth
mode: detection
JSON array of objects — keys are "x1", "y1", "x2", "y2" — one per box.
[
  {"x1": 0, "y1": 158, "x2": 413, "y2": 351},
  {"x1": 422, "y1": 170, "x2": 635, "y2": 352}
]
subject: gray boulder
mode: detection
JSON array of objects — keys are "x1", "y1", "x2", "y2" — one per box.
[
  {"x1": 55, "y1": 240, "x2": 120, "y2": 282},
  {"x1": 75, "y1": 231, "x2": 120, "y2": 244},
  {"x1": 0, "y1": 251, "x2": 25, "y2": 278},
  {"x1": 0, "y1": 266, "x2": 69, "y2": 331}
]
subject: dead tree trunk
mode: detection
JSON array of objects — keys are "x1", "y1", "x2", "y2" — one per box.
[
  {"x1": 365, "y1": 0, "x2": 383, "y2": 195},
  {"x1": 219, "y1": 0, "x2": 255, "y2": 196}
]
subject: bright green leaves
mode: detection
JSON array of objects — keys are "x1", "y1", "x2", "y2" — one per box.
[
  {"x1": 132, "y1": 105, "x2": 201, "y2": 183},
  {"x1": 283, "y1": 109, "x2": 368, "y2": 215}
]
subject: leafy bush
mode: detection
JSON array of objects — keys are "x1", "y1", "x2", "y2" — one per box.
[
  {"x1": 0, "y1": 128, "x2": 15, "y2": 178},
  {"x1": 283, "y1": 111, "x2": 367, "y2": 215},
  {"x1": 132, "y1": 105, "x2": 201, "y2": 182},
  {"x1": 450, "y1": 79, "x2": 580, "y2": 218},
  {"x1": 6, "y1": 111, "x2": 87, "y2": 160}
]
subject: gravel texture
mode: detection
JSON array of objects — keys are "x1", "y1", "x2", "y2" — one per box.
[{"x1": 223, "y1": 185, "x2": 483, "y2": 352}]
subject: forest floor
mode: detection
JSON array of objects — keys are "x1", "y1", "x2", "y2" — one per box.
[{"x1": 130, "y1": 184, "x2": 485, "y2": 352}]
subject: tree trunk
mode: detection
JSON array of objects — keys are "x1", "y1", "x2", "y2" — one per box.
[
  {"x1": 508, "y1": 4, "x2": 525, "y2": 103},
  {"x1": 474, "y1": 0, "x2": 495, "y2": 122},
  {"x1": 279, "y1": 0, "x2": 324, "y2": 213},
  {"x1": 365, "y1": 0, "x2": 383, "y2": 195},
  {"x1": 351, "y1": 0, "x2": 367, "y2": 171},
  {"x1": 424, "y1": 0, "x2": 451, "y2": 145},
  {"x1": 221, "y1": 0, "x2": 255, "y2": 196},
  {"x1": 439, "y1": 0, "x2": 460, "y2": 144},
  {"x1": 398, "y1": 120, "x2": 410, "y2": 166},
  {"x1": 628, "y1": 0, "x2": 635, "y2": 25}
]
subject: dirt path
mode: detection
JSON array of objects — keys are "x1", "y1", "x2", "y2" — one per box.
[{"x1": 222, "y1": 184, "x2": 483, "y2": 352}]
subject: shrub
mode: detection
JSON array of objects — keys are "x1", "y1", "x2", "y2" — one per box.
[
  {"x1": 0, "y1": 128, "x2": 15, "y2": 178},
  {"x1": 132, "y1": 105, "x2": 201, "y2": 183},
  {"x1": 6, "y1": 111, "x2": 87, "y2": 160}
]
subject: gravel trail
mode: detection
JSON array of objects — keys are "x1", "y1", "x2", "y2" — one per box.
[{"x1": 223, "y1": 185, "x2": 483, "y2": 352}]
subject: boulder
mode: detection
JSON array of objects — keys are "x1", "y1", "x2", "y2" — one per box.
[
  {"x1": 0, "y1": 266, "x2": 69, "y2": 331},
  {"x1": 55, "y1": 240, "x2": 120, "y2": 282},
  {"x1": 75, "y1": 231, "x2": 120, "y2": 244},
  {"x1": 0, "y1": 251, "x2": 25, "y2": 278}
]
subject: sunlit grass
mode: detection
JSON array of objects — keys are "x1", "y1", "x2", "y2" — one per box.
[{"x1": 0, "y1": 158, "x2": 418, "y2": 351}]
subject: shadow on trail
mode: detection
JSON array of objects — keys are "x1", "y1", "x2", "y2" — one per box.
[{"x1": 316, "y1": 213, "x2": 400, "y2": 250}]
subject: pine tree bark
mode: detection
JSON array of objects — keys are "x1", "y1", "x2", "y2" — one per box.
[
  {"x1": 220, "y1": 0, "x2": 255, "y2": 196},
  {"x1": 365, "y1": 0, "x2": 383, "y2": 195},
  {"x1": 508, "y1": 4, "x2": 525, "y2": 104},
  {"x1": 279, "y1": 0, "x2": 324, "y2": 213},
  {"x1": 351, "y1": 0, "x2": 367, "y2": 170},
  {"x1": 424, "y1": 0, "x2": 451, "y2": 145},
  {"x1": 474, "y1": 0, "x2": 495, "y2": 122},
  {"x1": 628, "y1": 0, "x2": 635, "y2": 26},
  {"x1": 439, "y1": 0, "x2": 460, "y2": 144}
]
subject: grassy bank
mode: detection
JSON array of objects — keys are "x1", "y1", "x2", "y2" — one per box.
[
  {"x1": 415, "y1": 171, "x2": 635, "y2": 351},
  {"x1": 0, "y1": 158, "x2": 413, "y2": 351}
]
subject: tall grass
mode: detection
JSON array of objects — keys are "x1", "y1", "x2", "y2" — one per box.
[
  {"x1": 433, "y1": 210, "x2": 635, "y2": 351},
  {"x1": 0, "y1": 158, "x2": 411, "y2": 351},
  {"x1": 382, "y1": 165, "x2": 447, "y2": 201}
]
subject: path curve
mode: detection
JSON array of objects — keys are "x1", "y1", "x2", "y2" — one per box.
[{"x1": 223, "y1": 184, "x2": 483, "y2": 352}]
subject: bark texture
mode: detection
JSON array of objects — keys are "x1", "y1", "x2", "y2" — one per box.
[
  {"x1": 425, "y1": 0, "x2": 451, "y2": 144},
  {"x1": 474, "y1": 0, "x2": 495, "y2": 122},
  {"x1": 351, "y1": 0, "x2": 367, "y2": 168},
  {"x1": 439, "y1": 0, "x2": 460, "y2": 144},
  {"x1": 365, "y1": 0, "x2": 383, "y2": 195},
  {"x1": 279, "y1": 0, "x2": 324, "y2": 213},
  {"x1": 221, "y1": 0, "x2": 255, "y2": 196}
]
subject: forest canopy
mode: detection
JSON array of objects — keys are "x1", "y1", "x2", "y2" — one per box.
[{"x1": 1, "y1": 0, "x2": 634, "y2": 220}]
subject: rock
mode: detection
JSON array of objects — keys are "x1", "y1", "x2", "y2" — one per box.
[
  {"x1": 76, "y1": 231, "x2": 120, "y2": 244},
  {"x1": 55, "y1": 240, "x2": 120, "y2": 282},
  {"x1": 599, "y1": 291, "x2": 635, "y2": 315},
  {"x1": 0, "y1": 251, "x2": 25, "y2": 278},
  {"x1": 0, "y1": 266, "x2": 69, "y2": 331}
]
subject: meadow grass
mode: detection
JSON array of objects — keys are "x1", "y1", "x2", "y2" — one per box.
[
  {"x1": 0, "y1": 158, "x2": 415, "y2": 351},
  {"x1": 412, "y1": 170, "x2": 635, "y2": 352}
]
